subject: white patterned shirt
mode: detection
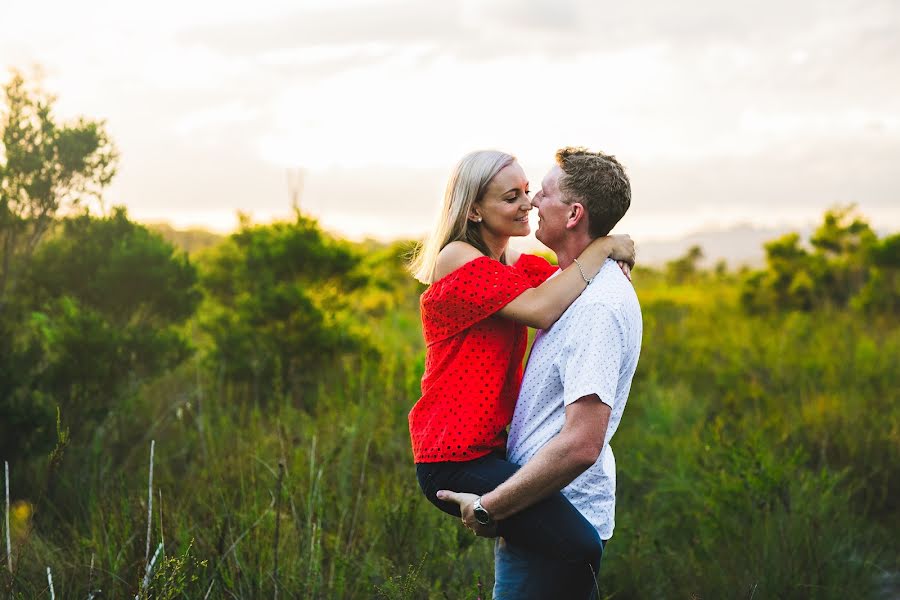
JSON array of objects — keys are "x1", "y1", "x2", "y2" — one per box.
[{"x1": 506, "y1": 259, "x2": 642, "y2": 540}]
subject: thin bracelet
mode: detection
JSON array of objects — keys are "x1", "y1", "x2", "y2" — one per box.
[{"x1": 572, "y1": 258, "x2": 593, "y2": 285}]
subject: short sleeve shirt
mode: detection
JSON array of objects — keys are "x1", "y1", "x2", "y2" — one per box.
[
  {"x1": 506, "y1": 259, "x2": 643, "y2": 539},
  {"x1": 409, "y1": 254, "x2": 558, "y2": 463}
]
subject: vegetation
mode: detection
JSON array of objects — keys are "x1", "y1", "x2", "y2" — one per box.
[
  {"x1": 741, "y1": 205, "x2": 899, "y2": 314},
  {"x1": 1, "y1": 73, "x2": 897, "y2": 598}
]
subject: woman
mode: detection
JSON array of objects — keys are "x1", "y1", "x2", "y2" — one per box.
[{"x1": 407, "y1": 150, "x2": 633, "y2": 566}]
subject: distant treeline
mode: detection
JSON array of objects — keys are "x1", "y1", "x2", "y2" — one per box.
[{"x1": 655, "y1": 205, "x2": 899, "y2": 314}]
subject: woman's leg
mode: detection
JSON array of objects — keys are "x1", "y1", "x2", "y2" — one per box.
[{"x1": 415, "y1": 454, "x2": 603, "y2": 567}]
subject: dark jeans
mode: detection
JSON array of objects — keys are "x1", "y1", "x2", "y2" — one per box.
[
  {"x1": 416, "y1": 452, "x2": 603, "y2": 595},
  {"x1": 494, "y1": 537, "x2": 604, "y2": 600}
]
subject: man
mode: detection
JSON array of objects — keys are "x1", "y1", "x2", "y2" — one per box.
[{"x1": 438, "y1": 147, "x2": 643, "y2": 599}]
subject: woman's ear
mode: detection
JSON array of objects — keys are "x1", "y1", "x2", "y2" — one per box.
[{"x1": 468, "y1": 209, "x2": 483, "y2": 223}]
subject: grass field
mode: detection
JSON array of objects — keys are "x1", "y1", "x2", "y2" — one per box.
[{"x1": 2, "y1": 261, "x2": 898, "y2": 599}]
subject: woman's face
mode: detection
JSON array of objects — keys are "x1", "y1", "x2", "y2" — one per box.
[{"x1": 471, "y1": 161, "x2": 532, "y2": 238}]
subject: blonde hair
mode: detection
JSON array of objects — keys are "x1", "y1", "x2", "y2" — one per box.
[{"x1": 409, "y1": 150, "x2": 516, "y2": 284}]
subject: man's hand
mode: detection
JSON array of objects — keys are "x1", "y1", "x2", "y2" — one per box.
[{"x1": 436, "y1": 490, "x2": 499, "y2": 538}]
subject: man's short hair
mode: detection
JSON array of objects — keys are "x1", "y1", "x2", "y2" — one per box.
[{"x1": 556, "y1": 147, "x2": 631, "y2": 238}]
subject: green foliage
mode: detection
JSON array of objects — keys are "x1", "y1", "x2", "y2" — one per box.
[
  {"x1": 665, "y1": 244, "x2": 704, "y2": 283},
  {"x1": 27, "y1": 207, "x2": 200, "y2": 328},
  {"x1": 143, "y1": 540, "x2": 208, "y2": 600},
  {"x1": 198, "y1": 213, "x2": 373, "y2": 401},
  {"x1": 47, "y1": 406, "x2": 70, "y2": 475},
  {"x1": 374, "y1": 555, "x2": 428, "y2": 599},
  {"x1": 741, "y1": 206, "x2": 897, "y2": 314},
  {"x1": 0, "y1": 209, "x2": 199, "y2": 460},
  {"x1": 2, "y1": 201, "x2": 895, "y2": 598},
  {"x1": 0, "y1": 69, "x2": 117, "y2": 314}
]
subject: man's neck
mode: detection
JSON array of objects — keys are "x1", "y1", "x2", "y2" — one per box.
[{"x1": 552, "y1": 235, "x2": 592, "y2": 271}]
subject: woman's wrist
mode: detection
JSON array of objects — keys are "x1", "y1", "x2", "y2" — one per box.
[
  {"x1": 572, "y1": 258, "x2": 593, "y2": 285},
  {"x1": 576, "y1": 236, "x2": 613, "y2": 271}
]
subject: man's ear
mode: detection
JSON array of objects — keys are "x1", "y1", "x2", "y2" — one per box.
[{"x1": 566, "y1": 203, "x2": 586, "y2": 230}]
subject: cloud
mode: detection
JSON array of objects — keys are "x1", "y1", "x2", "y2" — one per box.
[
  {"x1": 7, "y1": 0, "x2": 898, "y2": 239},
  {"x1": 173, "y1": 0, "x2": 900, "y2": 95},
  {"x1": 179, "y1": 1, "x2": 468, "y2": 56}
]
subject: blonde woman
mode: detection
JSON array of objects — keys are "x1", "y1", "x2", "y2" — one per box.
[{"x1": 408, "y1": 150, "x2": 633, "y2": 567}]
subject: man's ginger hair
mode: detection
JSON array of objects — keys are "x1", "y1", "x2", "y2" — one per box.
[{"x1": 556, "y1": 147, "x2": 631, "y2": 238}]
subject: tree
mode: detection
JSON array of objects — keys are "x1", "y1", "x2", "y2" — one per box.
[
  {"x1": 0, "y1": 209, "x2": 200, "y2": 460},
  {"x1": 199, "y1": 213, "x2": 372, "y2": 403},
  {"x1": 665, "y1": 245, "x2": 704, "y2": 283},
  {"x1": 0, "y1": 69, "x2": 117, "y2": 315},
  {"x1": 740, "y1": 206, "x2": 895, "y2": 314},
  {"x1": 201, "y1": 212, "x2": 367, "y2": 398},
  {"x1": 27, "y1": 207, "x2": 200, "y2": 329}
]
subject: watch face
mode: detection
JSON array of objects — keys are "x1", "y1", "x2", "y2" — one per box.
[{"x1": 474, "y1": 507, "x2": 490, "y2": 525}]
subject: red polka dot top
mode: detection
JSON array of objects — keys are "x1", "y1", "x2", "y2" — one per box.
[{"x1": 409, "y1": 254, "x2": 559, "y2": 463}]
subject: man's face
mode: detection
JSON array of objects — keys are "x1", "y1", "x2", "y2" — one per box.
[{"x1": 532, "y1": 165, "x2": 572, "y2": 249}]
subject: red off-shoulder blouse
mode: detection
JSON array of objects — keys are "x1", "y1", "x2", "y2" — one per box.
[{"x1": 408, "y1": 254, "x2": 558, "y2": 463}]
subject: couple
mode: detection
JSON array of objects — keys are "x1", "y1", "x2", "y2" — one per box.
[{"x1": 407, "y1": 147, "x2": 642, "y2": 599}]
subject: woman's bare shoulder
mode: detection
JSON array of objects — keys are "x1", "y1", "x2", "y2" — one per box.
[{"x1": 434, "y1": 242, "x2": 485, "y2": 282}]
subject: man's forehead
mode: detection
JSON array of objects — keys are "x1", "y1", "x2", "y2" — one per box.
[{"x1": 541, "y1": 165, "x2": 562, "y2": 190}]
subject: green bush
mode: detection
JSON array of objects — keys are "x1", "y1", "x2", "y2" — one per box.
[
  {"x1": 0, "y1": 208, "x2": 199, "y2": 461},
  {"x1": 197, "y1": 214, "x2": 374, "y2": 404}
]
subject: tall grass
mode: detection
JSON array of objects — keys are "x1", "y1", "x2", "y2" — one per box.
[{"x1": 2, "y1": 274, "x2": 896, "y2": 598}]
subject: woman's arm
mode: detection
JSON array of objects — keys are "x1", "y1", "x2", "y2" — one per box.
[
  {"x1": 434, "y1": 235, "x2": 634, "y2": 329},
  {"x1": 497, "y1": 235, "x2": 633, "y2": 329},
  {"x1": 434, "y1": 238, "x2": 634, "y2": 331}
]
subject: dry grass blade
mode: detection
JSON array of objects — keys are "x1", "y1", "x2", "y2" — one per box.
[
  {"x1": 273, "y1": 461, "x2": 285, "y2": 600},
  {"x1": 47, "y1": 566, "x2": 55, "y2": 600},
  {"x1": 4, "y1": 461, "x2": 10, "y2": 574},
  {"x1": 140, "y1": 541, "x2": 163, "y2": 596},
  {"x1": 145, "y1": 440, "x2": 155, "y2": 566}
]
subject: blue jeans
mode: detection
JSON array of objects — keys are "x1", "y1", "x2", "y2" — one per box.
[
  {"x1": 416, "y1": 452, "x2": 603, "y2": 591},
  {"x1": 493, "y1": 536, "x2": 604, "y2": 600}
]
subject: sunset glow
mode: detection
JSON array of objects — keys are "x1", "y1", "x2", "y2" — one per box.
[{"x1": 3, "y1": 0, "x2": 898, "y2": 243}]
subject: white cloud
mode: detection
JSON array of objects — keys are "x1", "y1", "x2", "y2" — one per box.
[{"x1": 2, "y1": 0, "x2": 898, "y2": 238}]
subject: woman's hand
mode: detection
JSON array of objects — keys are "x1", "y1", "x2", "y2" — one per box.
[
  {"x1": 607, "y1": 234, "x2": 635, "y2": 268},
  {"x1": 617, "y1": 260, "x2": 632, "y2": 282}
]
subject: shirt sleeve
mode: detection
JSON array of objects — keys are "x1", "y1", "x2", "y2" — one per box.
[
  {"x1": 421, "y1": 256, "x2": 534, "y2": 343},
  {"x1": 559, "y1": 302, "x2": 624, "y2": 408},
  {"x1": 514, "y1": 253, "x2": 559, "y2": 287}
]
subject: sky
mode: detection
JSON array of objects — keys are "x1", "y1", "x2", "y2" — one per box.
[{"x1": 1, "y1": 0, "x2": 898, "y2": 247}]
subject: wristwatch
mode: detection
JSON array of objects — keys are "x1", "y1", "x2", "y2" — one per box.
[{"x1": 473, "y1": 496, "x2": 493, "y2": 526}]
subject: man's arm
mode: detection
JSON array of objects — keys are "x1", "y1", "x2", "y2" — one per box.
[{"x1": 437, "y1": 395, "x2": 611, "y2": 527}]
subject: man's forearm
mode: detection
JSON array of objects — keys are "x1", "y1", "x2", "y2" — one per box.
[{"x1": 479, "y1": 433, "x2": 597, "y2": 520}]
